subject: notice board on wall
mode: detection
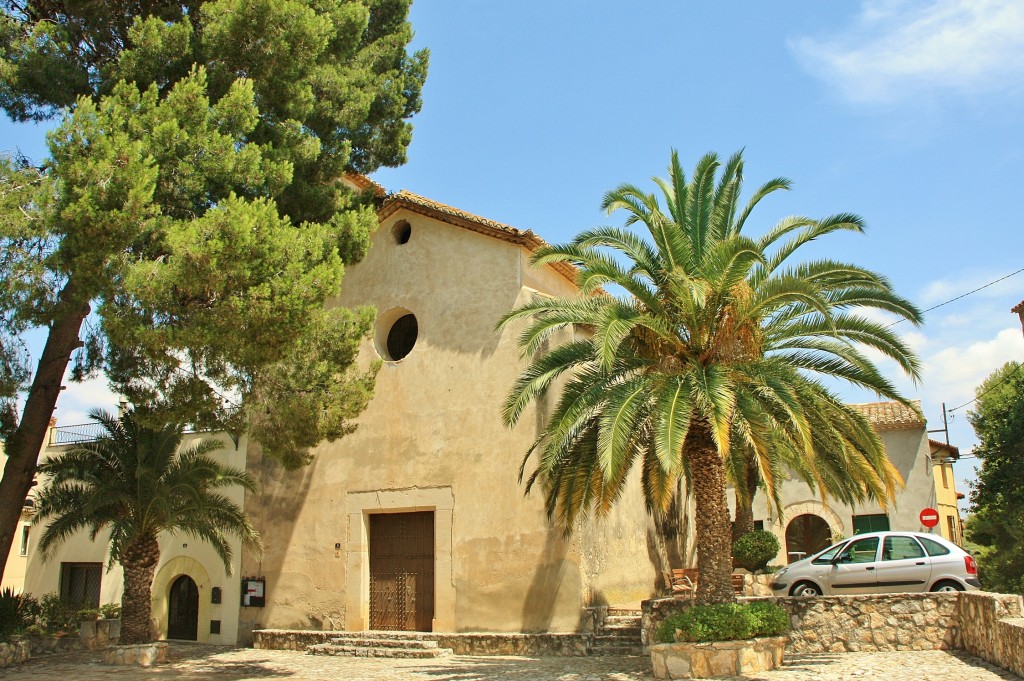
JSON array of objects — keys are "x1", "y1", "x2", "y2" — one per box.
[{"x1": 241, "y1": 577, "x2": 265, "y2": 608}]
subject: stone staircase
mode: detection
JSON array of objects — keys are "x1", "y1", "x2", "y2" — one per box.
[
  {"x1": 591, "y1": 608, "x2": 644, "y2": 656},
  {"x1": 307, "y1": 632, "x2": 453, "y2": 658}
]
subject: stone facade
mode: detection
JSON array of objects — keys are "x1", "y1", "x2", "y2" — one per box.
[
  {"x1": 0, "y1": 640, "x2": 29, "y2": 669},
  {"x1": 650, "y1": 637, "x2": 785, "y2": 680},
  {"x1": 253, "y1": 628, "x2": 593, "y2": 656}
]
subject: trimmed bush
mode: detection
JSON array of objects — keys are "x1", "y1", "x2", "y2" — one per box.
[
  {"x1": 733, "y1": 530, "x2": 781, "y2": 572},
  {"x1": 78, "y1": 608, "x2": 102, "y2": 622},
  {"x1": 657, "y1": 601, "x2": 790, "y2": 643},
  {"x1": 746, "y1": 601, "x2": 789, "y2": 637}
]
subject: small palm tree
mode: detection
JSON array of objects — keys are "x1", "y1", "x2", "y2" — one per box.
[
  {"x1": 500, "y1": 150, "x2": 921, "y2": 604},
  {"x1": 33, "y1": 409, "x2": 260, "y2": 644}
]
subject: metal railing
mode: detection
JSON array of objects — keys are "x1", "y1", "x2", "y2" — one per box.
[{"x1": 49, "y1": 422, "x2": 108, "y2": 446}]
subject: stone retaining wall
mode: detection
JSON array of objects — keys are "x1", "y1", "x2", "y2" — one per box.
[
  {"x1": 0, "y1": 640, "x2": 29, "y2": 669},
  {"x1": 643, "y1": 594, "x2": 959, "y2": 654},
  {"x1": 643, "y1": 591, "x2": 1024, "y2": 675},
  {"x1": 253, "y1": 629, "x2": 592, "y2": 656},
  {"x1": 957, "y1": 591, "x2": 1024, "y2": 676}
]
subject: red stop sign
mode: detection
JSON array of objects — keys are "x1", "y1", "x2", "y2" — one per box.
[{"x1": 920, "y1": 508, "x2": 940, "y2": 528}]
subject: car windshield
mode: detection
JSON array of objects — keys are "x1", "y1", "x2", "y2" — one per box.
[{"x1": 811, "y1": 541, "x2": 846, "y2": 564}]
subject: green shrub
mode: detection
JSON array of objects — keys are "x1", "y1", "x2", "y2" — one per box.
[
  {"x1": 733, "y1": 530, "x2": 781, "y2": 572},
  {"x1": 78, "y1": 608, "x2": 102, "y2": 621},
  {"x1": 657, "y1": 601, "x2": 789, "y2": 643},
  {"x1": 746, "y1": 601, "x2": 789, "y2": 637},
  {"x1": 23, "y1": 624, "x2": 45, "y2": 637},
  {"x1": 38, "y1": 594, "x2": 83, "y2": 633},
  {"x1": 0, "y1": 588, "x2": 32, "y2": 640},
  {"x1": 99, "y1": 603, "x2": 121, "y2": 620}
]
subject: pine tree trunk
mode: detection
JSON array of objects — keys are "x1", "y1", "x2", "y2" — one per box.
[
  {"x1": 120, "y1": 533, "x2": 161, "y2": 644},
  {"x1": 0, "y1": 282, "x2": 90, "y2": 584},
  {"x1": 686, "y1": 417, "x2": 736, "y2": 605}
]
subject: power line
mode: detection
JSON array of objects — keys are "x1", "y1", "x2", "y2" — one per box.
[
  {"x1": 947, "y1": 361, "x2": 1023, "y2": 414},
  {"x1": 884, "y1": 267, "x2": 1024, "y2": 329}
]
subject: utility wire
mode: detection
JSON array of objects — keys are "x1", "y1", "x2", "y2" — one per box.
[
  {"x1": 883, "y1": 267, "x2": 1024, "y2": 329},
  {"x1": 947, "y1": 361, "x2": 1024, "y2": 414}
]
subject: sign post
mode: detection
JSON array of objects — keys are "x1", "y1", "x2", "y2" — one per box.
[{"x1": 919, "y1": 507, "x2": 940, "y2": 530}]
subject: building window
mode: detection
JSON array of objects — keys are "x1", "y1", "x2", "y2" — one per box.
[
  {"x1": 18, "y1": 525, "x2": 29, "y2": 556},
  {"x1": 60, "y1": 562, "x2": 101, "y2": 607},
  {"x1": 753, "y1": 520, "x2": 764, "y2": 531},
  {"x1": 947, "y1": 516, "x2": 958, "y2": 544},
  {"x1": 852, "y1": 513, "x2": 890, "y2": 535},
  {"x1": 392, "y1": 220, "x2": 412, "y2": 245},
  {"x1": 375, "y1": 308, "x2": 419, "y2": 362}
]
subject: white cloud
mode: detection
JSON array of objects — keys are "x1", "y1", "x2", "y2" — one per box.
[
  {"x1": 54, "y1": 373, "x2": 121, "y2": 427},
  {"x1": 918, "y1": 326, "x2": 1023, "y2": 406},
  {"x1": 790, "y1": 0, "x2": 1024, "y2": 104}
]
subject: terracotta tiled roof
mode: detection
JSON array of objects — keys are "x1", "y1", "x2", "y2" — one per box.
[
  {"x1": 928, "y1": 439, "x2": 960, "y2": 460},
  {"x1": 378, "y1": 190, "x2": 579, "y2": 285},
  {"x1": 848, "y1": 400, "x2": 925, "y2": 431},
  {"x1": 344, "y1": 173, "x2": 387, "y2": 197}
]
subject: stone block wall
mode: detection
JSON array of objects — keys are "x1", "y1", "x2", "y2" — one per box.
[
  {"x1": 643, "y1": 592, "x2": 959, "y2": 654},
  {"x1": 783, "y1": 593, "x2": 959, "y2": 653},
  {"x1": 0, "y1": 641, "x2": 29, "y2": 669},
  {"x1": 957, "y1": 591, "x2": 1024, "y2": 674},
  {"x1": 643, "y1": 590, "x2": 1024, "y2": 679},
  {"x1": 253, "y1": 629, "x2": 593, "y2": 656}
]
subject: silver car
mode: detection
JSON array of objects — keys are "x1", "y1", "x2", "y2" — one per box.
[{"x1": 770, "y1": 531, "x2": 980, "y2": 597}]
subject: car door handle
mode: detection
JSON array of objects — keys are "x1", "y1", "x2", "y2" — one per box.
[
  {"x1": 916, "y1": 561, "x2": 926, "y2": 565},
  {"x1": 865, "y1": 566, "x2": 875, "y2": 570}
]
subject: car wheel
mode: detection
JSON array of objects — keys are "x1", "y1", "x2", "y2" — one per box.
[
  {"x1": 790, "y1": 581, "x2": 821, "y2": 597},
  {"x1": 930, "y1": 580, "x2": 965, "y2": 593}
]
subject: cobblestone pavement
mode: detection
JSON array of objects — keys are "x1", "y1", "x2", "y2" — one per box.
[{"x1": 0, "y1": 645, "x2": 1018, "y2": 680}]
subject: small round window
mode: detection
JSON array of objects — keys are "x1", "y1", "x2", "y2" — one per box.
[
  {"x1": 375, "y1": 308, "x2": 418, "y2": 361},
  {"x1": 392, "y1": 220, "x2": 412, "y2": 245}
]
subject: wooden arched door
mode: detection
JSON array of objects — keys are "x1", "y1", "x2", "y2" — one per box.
[
  {"x1": 167, "y1": 574, "x2": 199, "y2": 640},
  {"x1": 785, "y1": 514, "x2": 832, "y2": 564}
]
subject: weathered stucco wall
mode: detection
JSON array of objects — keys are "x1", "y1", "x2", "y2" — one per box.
[{"x1": 239, "y1": 207, "x2": 660, "y2": 639}]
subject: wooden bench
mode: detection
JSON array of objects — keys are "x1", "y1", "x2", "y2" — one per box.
[{"x1": 664, "y1": 568, "x2": 698, "y2": 599}]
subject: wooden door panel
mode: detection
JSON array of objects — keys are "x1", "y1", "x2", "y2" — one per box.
[{"x1": 369, "y1": 511, "x2": 434, "y2": 631}]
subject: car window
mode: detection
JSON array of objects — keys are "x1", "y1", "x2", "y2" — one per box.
[
  {"x1": 882, "y1": 535, "x2": 926, "y2": 561},
  {"x1": 837, "y1": 537, "x2": 879, "y2": 564},
  {"x1": 918, "y1": 536, "x2": 951, "y2": 556},
  {"x1": 812, "y1": 542, "x2": 846, "y2": 564}
]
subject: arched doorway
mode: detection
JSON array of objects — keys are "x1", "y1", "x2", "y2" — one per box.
[
  {"x1": 785, "y1": 514, "x2": 832, "y2": 564},
  {"x1": 167, "y1": 575, "x2": 199, "y2": 640}
]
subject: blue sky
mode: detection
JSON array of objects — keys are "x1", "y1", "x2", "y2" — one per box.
[{"x1": 3, "y1": 0, "x2": 1023, "y2": 505}]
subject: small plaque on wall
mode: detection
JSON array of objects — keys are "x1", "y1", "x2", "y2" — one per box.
[{"x1": 240, "y1": 577, "x2": 266, "y2": 608}]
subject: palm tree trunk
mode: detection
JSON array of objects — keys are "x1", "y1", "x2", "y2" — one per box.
[
  {"x1": 686, "y1": 418, "x2": 736, "y2": 605},
  {"x1": 120, "y1": 533, "x2": 161, "y2": 644},
  {"x1": 731, "y1": 456, "x2": 758, "y2": 544}
]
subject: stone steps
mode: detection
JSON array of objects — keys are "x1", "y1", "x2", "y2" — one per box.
[
  {"x1": 308, "y1": 643, "x2": 452, "y2": 658},
  {"x1": 591, "y1": 610, "x2": 643, "y2": 656},
  {"x1": 306, "y1": 631, "x2": 454, "y2": 659}
]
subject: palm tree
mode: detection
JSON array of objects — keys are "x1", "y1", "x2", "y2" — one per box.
[
  {"x1": 500, "y1": 150, "x2": 921, "y2": 604},
  {"x1": 33, "y1": 410, "x2": 260, "y2": 643}
]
